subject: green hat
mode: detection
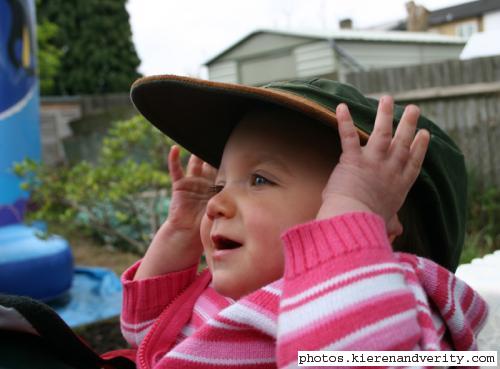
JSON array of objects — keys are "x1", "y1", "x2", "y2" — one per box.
[{"x1": 130, "y1": 75, "x2": 467, "y2": 271}]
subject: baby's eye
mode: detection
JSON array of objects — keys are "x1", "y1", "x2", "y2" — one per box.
[
  {"x1": 251, "y1": 174, "x2": 272, "y2": 186},
  {"x1": 209, "y1": 184, "x2": 224, "y2": 194}
]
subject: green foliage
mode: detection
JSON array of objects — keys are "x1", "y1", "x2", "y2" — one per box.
[
  {"x1": 460, "y1": 171, "x2": 500, "y2": 264},
  {"x1": 37, "y1": 20, "x2": 62, "y2": 95},
  {"x1": 14, "y1": 115, "x2": 175, "y2": 254},
  {"x1": 36, "y1": 0, "x2": 141, "y2": 95}
]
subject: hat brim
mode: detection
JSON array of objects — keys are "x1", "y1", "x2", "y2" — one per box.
[{"x1": 131, "y1": 75, "x2": 368, "y2": 168}]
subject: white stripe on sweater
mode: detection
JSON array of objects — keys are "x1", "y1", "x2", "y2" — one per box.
[
  {"x1": 166, "y1": 351, "x2": 275, "y2": 365},
  {"x1": 281, "y1": 262, "x2": 403, "y2": 308},
  {"x1": 120, "y1": 317, "x2": 155, "y2": 331},
  {"x1": 122, "y1": 325, "x2": 151, "y2": 348},
  {"x1": 206, "y1": 318, "x2": 243, "y2": 330},
  {"x1": 278, "y1": 272, "x2": 406, "y2": 336},
  {"x1": 448, "y1": 278, "x2": 468, "y2": 326},
  {"x1": 263, "y1": 284, "x2": 282, "y2": 296},
  {"x1": 324, "y1": 308, "x2": 418, "y2": 350},
  {"x1": 431, "y1": 309, "x2": 445, "y2": 333},
  {"x1": 442, "y1": 270, "x2": 454, "y2": 316},
  {"x1": 404, "y1": 274, "x2": 429, "y2": 306},
  {"x1": 218, "y1": 302, "x2": 277, "y2": 336},
  {"x1": 193, "y1": 303, "x2": 212, "y2": 322},
  {"x1": 121, "y1": 317, "x2": 155, "y2": 347},
  {"x1": 444, "y1": 274, "x2": 470, "y2": 337}
]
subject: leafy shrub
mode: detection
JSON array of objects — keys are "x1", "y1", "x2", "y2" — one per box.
[
  {"x1": 461, "y1": 170, "x2": 500, "y2": 264},
  {"x1": 14, "y1": 115, "x2": 178, "y2": 254}
]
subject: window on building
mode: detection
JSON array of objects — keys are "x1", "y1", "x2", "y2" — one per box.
[{"x1": 456, "y1": 21, "x2": 479, "y2": 38}]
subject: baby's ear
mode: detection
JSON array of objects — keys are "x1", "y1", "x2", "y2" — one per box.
[{"x1": 387, "y1": 214, "x2": 403, "y2": 244}]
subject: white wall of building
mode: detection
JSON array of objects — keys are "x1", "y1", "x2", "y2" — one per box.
[
  {"x1": 207, "y1": 61, "x2": 238, "y2": 83},
  {"x1": 484, "y1": 10, "x2": 500, "y2": 32},
  {"x1": 294, "y1": 41, "x2": 335, "y2": 78}
]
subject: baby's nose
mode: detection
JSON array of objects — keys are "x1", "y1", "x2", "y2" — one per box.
[{"x1": 206, "y1": 189, "x2": 236, "y2": 220}]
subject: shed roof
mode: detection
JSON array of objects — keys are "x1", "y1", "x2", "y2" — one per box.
[{"x1": 204, "y1": 28, "x2": 466, "y2": 65}]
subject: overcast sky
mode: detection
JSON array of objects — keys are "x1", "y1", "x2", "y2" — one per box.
[{"x1": 126, "y1": 0, "x2": 468, "y2": 78}]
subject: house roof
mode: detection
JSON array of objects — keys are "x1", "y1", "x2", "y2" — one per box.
[
  {"x1": 382, "y1": 0, "x2": 500, "y2": 31},
  {"x1": 204, "y1": 28, "x2": 466, "y2": 65},
  {"x1": 428, "y1": 0, "x2": 500, "y2": 26}
]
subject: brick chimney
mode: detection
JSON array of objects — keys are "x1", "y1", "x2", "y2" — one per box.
[
  {"x1": 406, "y1": 1, "x2": 429, "y2": 31},
  {"x1": 339, "y1": 18, "x2": 353, "y2": 29}
]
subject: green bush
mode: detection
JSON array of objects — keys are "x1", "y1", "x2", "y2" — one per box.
[
  {"x1": 14, "y1": 115, "x2": 179, "y2": 254},
  {"x1": 461, "y1": 171, "x2": 500, "y2": 264}
]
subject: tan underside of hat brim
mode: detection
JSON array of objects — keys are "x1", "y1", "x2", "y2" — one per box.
[
  {"x1": 131, "y1": 75, "x2": 368, "y2": 166},
  {"x1": 133, "y1": 75, "x2": 369, "y2": 140}
]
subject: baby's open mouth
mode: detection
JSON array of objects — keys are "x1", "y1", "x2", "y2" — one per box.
[{"x1": 212, "y1": 235, "x2": 243, "y2": 250}]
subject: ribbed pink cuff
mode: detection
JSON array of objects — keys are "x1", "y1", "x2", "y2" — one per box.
[
  {"x1": 121, "y1": 260, "x2": 198, "y2": 322},
  {"x1": 281, "y1": 212, "x2": 392, "y2": 279}
]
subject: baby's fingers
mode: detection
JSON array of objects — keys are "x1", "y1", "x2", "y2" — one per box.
[
  {"x1": 403, "y1": 129, "x2": 430, "y2": 183},
  {"x1": 186, "y1": 154, "x2": 203, "y2": 177},
  {"x1": 367, "y1": 96, "x2": 394, "y2": 157},
  {"x1": 393, "y1": 105, "x2": 419, "y2": 147},
  {"x1": 202, "y1": 162, "x2": 217, "y2": 181},
  {"x1": 168, "y1": 145, "x2": 184, "y2": 182},
  {"x1": 336, "y1": 103, "x2": 361, "y2": 154},
  {"x1": 389, "y1": 105, "x2": 420, "y2": 166}
]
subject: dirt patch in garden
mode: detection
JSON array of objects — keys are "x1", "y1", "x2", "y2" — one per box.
[
  {"x1": 70, "y1": 236, "x2": 139, "y2": 276},
  {"x1": 74, "y1": 316, "x2": 129, "y2": 355},
  {"x1": 69, "y1": 236, "x2": 139, "y2": 354}
]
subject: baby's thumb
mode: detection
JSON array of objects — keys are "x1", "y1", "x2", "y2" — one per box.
[{"x1": 387, "y1": 215, "x2": 403, "y2": 243}]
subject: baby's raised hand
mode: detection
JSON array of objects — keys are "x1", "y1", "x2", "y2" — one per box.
[
  {"x1": 134, "y1": 146, "x2": 216, "y2": 279},
  {"x1": 164, "y1": 145, "x2": 216, "y2": 241},
  {"x1": 317, "y1": 96, "x2": 430, "y2": 232}
]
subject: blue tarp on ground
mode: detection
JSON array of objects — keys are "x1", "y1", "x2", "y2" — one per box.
[{"x1": 51, "y1": 266, "x2": 123, "y2": 328}]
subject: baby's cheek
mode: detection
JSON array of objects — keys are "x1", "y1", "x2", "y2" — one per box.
[
  {"x1": 200, "y1": 216, "x2": 215, "y2": 272},
  {"x1": 248, "y1": 206, "x2": 291, "y2": 244},
  {"x1": 199, "y1": 214, "x2": 212, "y2": 252}
]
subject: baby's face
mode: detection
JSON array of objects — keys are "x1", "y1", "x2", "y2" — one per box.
[{"x1": 200, "y1": 107, "x2": 339, "y2": 299}]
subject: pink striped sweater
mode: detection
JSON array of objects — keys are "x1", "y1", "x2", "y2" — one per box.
[{"x1": 118, "y1": 212, "x2": 488, "y2": 368}]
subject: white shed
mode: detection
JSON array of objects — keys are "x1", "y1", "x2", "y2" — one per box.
[{"x1": 205, "y1": 29, "x2": 466, "y2": 86}]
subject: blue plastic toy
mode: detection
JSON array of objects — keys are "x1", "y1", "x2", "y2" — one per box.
[{"x1": 0, "y1": 0, "x2": 74, "y2": 302}]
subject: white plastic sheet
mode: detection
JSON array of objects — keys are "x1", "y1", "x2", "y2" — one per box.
[{"x1": 456, "y1": 250, "x2": 500, "y2": 363}]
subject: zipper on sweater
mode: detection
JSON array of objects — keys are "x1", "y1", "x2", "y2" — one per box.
[
  {"x1": 137, "y1": 270, "x2": 211, "y2": 369},
  {"x1": 137, "y1": 294, "x2": 180, "y2": 369}
]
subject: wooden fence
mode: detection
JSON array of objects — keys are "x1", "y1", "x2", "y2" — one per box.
[
  {"x1": 41, "y1": 94, "x2": 133, "y2": 165},
  {"x1": 346, "y1": 56, "x2": 500, "y2": 187}
]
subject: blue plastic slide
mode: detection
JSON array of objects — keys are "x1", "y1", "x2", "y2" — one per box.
[{"x1": 0, "y1": 0, "x2": 122, "y2": 327}]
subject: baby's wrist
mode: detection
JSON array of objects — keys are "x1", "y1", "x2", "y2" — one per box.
[
  {"x1": 155, "y1": 221, "x2": 202, "y2": 251},
  {"x1": 134, "y1": 222, "x2": 202, "y2": 280},
  {"x1": 316, "y1": 195, "x2": 375, "y2": 220}
]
